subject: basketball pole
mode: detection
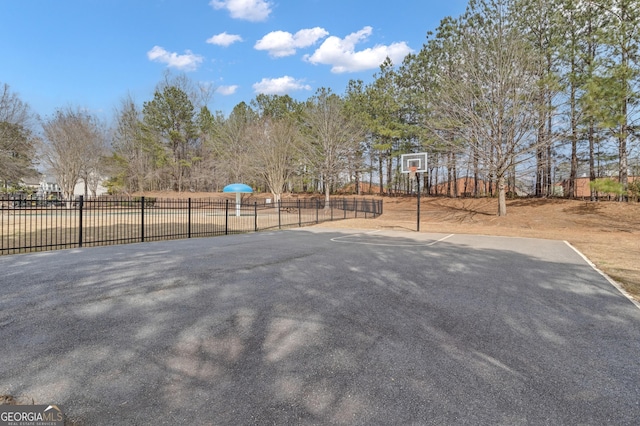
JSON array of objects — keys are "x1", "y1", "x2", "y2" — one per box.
[{"x1": 416, "y1": 172, "x2": 421, "y2": 232}]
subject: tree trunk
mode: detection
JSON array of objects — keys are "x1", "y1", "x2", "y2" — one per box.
[
  {"x1": 447, "y1": 155, "x2": 452, "y2": 197},
  {"x1": 378, "y1": 155, "x2": 384, "y2": 195},
  {"x1": 324, "y1": 175, "x2": 331, "y2": 208},
  {"x1": 589, "y1": 120, "x2": 596, "y2": 201},
  {"x1": 473, "y1": 145, "x2": 479, "y2": 197},
  {"x1": 369, "y1": 152, "x2": 374, "y2": 194},
  {"x1": 569, "y1": 71, "x2": 578, "y2": 199},
  {"x1": 386, "y1": 149, "x2": 392, "y2": 195},
  {"x1": 452, "y1": 153, "x2": 458, "y2": 198},
  {"x1": 546, "y1": 144, "x2": 552, "y2": 197},
  {"x1": 619, "y1": 132, "x2": 628, "y2": 201},
  {"x1": 497, "y1": 174, "x2": 507, "y2": 216}
]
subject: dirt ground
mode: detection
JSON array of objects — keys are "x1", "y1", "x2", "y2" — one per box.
[{"x1": 140, "y1": 191, "x2": 640, "y2": 302}]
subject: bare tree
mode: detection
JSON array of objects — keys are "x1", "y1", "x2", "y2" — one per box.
[
  {"x1": 41, "y1": 107, "x2": 104, "y2": 200},
  {"x1": 432, "y1": 0, "x2": 548, "y2": 215},
  {"x1": 303, "y1": 88, "x2": 364, "y2": 206},
  {"x1": 0, "y1": 83, "x2": 38, "y2": 188},
  {"x1": 216, "y1": 102, "x2": 255, "y2": 184},
  {"x1": 81, "y1": 136, "x2": 110, "y2": 197},
  {"x1": 247, "y1": 117, "x2": 302, "y2": 203}
]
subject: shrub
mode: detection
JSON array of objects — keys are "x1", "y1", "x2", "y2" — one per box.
[
  {"x1": 132, "y1": 196, "x2": 156, "y2": 207},
  {"x1": 627, "y1": 180, "x2": 640, "y2": 202},
  {"x1": 590, "y1": 178, "x2": 625, "y2": 200}
]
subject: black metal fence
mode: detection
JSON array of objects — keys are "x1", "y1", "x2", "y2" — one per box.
[{"x1": 0, "y1": 196, "x2": 382, "y2": 255}]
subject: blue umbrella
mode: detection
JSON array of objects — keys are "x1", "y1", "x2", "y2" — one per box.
[
  {"x1": 223, "y1": 183, "x2": 253, "y2": 193},
  {"x1": 223, "y1": 183, "x2": 253, "y2": 216}
]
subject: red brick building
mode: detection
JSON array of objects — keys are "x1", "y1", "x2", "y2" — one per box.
[{"x1": 560, "y1": 176, "x2": 639, "y2": 198}]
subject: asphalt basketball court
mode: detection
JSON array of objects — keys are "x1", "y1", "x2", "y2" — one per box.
[{"x1": 1, "y1": 228, "x2": 639, "y2": 425}]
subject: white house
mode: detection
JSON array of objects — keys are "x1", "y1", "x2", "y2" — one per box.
[
  {"x1": 74, "y1": 178, "x2": 108, "y2": 198},
  {"x1": 40, "y1": 177, "x2": 63, "y2": 198},
  {"x1": 20, "y1": 175, "x2": 107, "y2": 199},
  {"x1": 18, "y1": 175, "x2": 62, "y2": 198}
]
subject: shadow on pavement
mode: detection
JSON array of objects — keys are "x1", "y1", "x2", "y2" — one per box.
[{"x1": 1, "y1": 229, "x2": 639, "y2": 425}]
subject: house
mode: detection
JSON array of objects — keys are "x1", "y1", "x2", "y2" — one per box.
[
  {"x1": 73, "y1": 178, "x2": 108, "y2": 198},
  {"x1": 40, "y1": 177, "x2": 63, "y2": 198},
  {"x1": 17, "y1": 176, "x2": 62, "y2": 198},
  {"x1": 561, "y1": 176, "x2": 639, "y2": 198},
  {"x1": 20, "y1": 177, "x2": 41, "y2": 194},
  {"x1": 19, "y1": 175, "x2": 108, "y2": 199}
]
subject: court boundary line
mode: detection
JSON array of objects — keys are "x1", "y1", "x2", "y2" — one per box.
[
  {"x1": 428, "y1": 234, "x2": 455, "y2": 246},
  {"x1": 564, "y1": 241, "x2": 640, "y2": 311}
]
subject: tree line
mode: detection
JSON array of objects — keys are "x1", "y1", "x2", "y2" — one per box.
[
  {"x1": 400, "y1": 0, "x2": 639, "y2": 215},
  {"x1": 1, "y1": 0, "x2": 638, "y2": 215},
  {"x1": 109, "y1": 75, "x2": 364, "y2": 205}
]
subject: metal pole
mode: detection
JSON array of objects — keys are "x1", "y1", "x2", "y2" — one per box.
[
  {"x1": 225, "y1": 199, "x2": 229, "y2": 235},
  {"x1": 140, "y1": 196, "x2": 145, "y2": 242},
  {"x1": 416, "y1": 173, "x2": 421, "y2": 232},
  {"x1": 78, "y1": 195, "x2": 84, "y2": 248},
  {"x1": 188, "y1": 198, "x2": 192, "y2": 238}
]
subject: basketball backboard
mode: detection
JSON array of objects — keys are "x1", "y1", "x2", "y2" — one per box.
[{"x1": 401, "y1": 153, "x2": 428, "y2": 174}]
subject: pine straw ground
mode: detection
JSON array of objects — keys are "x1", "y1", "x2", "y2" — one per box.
[{"x1": 137, "y1": 191, "x2": 638, "y2": 301}]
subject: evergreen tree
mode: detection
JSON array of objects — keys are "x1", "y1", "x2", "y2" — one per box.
[{"x1": 142, "y1": 85, "x2": 198, "y2": 191}]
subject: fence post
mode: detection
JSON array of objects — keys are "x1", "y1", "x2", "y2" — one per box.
[
  {"x1": 355, "y1": 198, "x2": 358, "y2": 218},
  {"x1": 225, "y1": 199, "x2": 229, "y2": 235},
  {"x1": 254, "y1": 202, "x2": 258, "y2": 232},
  {"x1": 343, "y1": 198, "x2": 347, "y2": 219},
  {"x1": 78, "y1": 196, "x2": 84, "y2": 248},
  {"x1": 188, "y1": 198, "x2": 192, "y2": 238},
  {"x1": 316, "y1": 198, "x2": 319, "y2": 224},
  {"x1": 298, "y1": 199, "x2": 301, "y2": 227},
  {"x1": 141, "y1": 196, "x2": 145, "y2": 242},
  {"x1": 278, "y1": 200, "x2": 282, "y2": 230}
]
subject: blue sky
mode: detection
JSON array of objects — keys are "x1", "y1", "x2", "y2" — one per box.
[{"x1": 1, "y1": 0, "x2": 469, "y2": 122}]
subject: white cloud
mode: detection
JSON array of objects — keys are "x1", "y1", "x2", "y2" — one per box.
[
  {"x1": 255, "y1": 27, "x2": 328, "y2": 57},
  {"x1": 216, "y1": 85, "x2": 239, "y2": 95},
  {"x1": 210, "y1": 0, "x2": 272, "y2": 22},
  {"x1": 147, "y1": 46, "x2": 203, "y2": 71},
  {"x1": 252, "y1": 76, "x2": 311, "y2": 95},
  {"x1": 206, "y1": 32, "x2": 243, "y2": 47},
  {"x1": 305, "y1": 26, "x2": 413, "y2": 73}
]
